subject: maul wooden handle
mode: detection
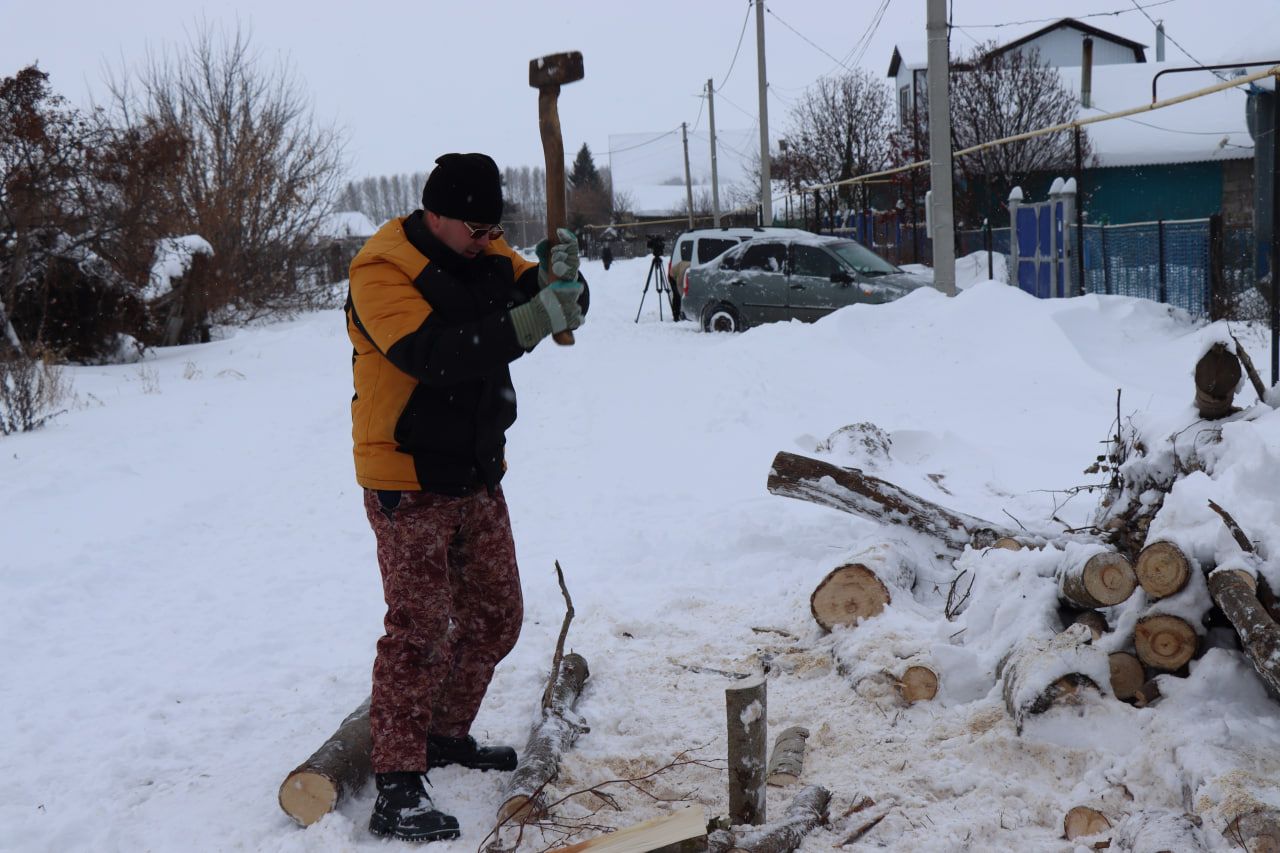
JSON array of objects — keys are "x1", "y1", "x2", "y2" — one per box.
[{"x1": 538, "y1": 86, "x2": 575, "y2": 346}]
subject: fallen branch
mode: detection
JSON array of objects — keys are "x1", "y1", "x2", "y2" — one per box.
[
  {"x1": 1230, "y1": 332, "x2": 1269, "y2": 404},
  {"x1": 767, "y1": 451, "x2": 1014, "y2": 556},
  {"x1": 710, "y1": 785, "x2": 831, "y2": 853}
]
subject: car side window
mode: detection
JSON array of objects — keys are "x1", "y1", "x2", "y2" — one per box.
[
  {"x1": 792, "y1": 245, "x2": 839, "y2": 278},
  {"x1": 679, "y1": 241, "x2": 694, "y2": 262},
  {"x1": 740, "y1": 242, "x2": 786, "y2": 272},
  {"x1": 697, "y1": 238, "x2": 737, "y2": 263}
]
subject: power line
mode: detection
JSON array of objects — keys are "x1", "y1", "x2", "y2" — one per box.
[
  {"x1": 957, "y1": 0, "x2": 1178, "y2": 29},
  {"x1": 765, "y1": 6, "x2": 853, "y2": 74},
  {"x1": 837, "y1": 0, "x2": 892, "y2": 71},
  {"x1": 608, "y1": 129, "x2": 680, "y2": 155},
  {"x1": 1126, "y1": 0, "x2": 1221, "y2": 76},
  {"x1": 715, "y1": 2, "x2": 753, "y2": 91}
]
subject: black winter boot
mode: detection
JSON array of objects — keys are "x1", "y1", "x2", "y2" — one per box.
[
  {"x1": 427, "y1": 734, "x2": 518, "y2": 771},
  {"x1": 368, "y1": 772, "x2": 461, "y2": 843}
]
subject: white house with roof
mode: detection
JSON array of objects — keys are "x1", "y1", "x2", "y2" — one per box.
[{"x1": 885, "y1": 18, "x2": 1261, "y2": 225}]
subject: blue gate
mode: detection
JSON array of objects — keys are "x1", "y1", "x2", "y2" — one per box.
[{"x1": 1009, "y1": 180, "x2": 1078, "y2": 298}]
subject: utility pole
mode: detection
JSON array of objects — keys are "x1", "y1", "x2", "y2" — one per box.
[
  {"x1": 755, "y1": 0, "x2": 773, "y2": 226},
  {"x1": 925, "y1": 0, "x2": 956, "y2": 295},
  {"x1": 681, "y1": 122, "x2": 695, "y2": 230},
  {"x1": 707, "y1": 78, "x2": 722, "y2": 227}
]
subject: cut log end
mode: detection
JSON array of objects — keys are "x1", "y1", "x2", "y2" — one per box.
[
  {"x1": 1082, "y1": 552, "x2": 1137, "y2": 606},
  {"x1": 498, "y1": 794, "x2": 540, "y2": 826},
  {"x1": 1108, "y1": 651, "x2": 1146, "y2": 701},
  {"x1": 896, "y1": 665, "x2": 939, "y2": 703},
  {"x1": 810, "y1": 563, "x2": 891, "y2": 631},
  {"x1": 992, "y1": 537, "x2": 1025, "y2": 551},
  {"x1": 1064, "y1": 805, "x2": 1112, "y2": 840},
  {"x1": 1135, "y1": 614, "x2": 1198, "y2": 671},
  {"x1": 279, "y1": 771, "x2": 339, "y2": 828},
  {"x1": 1135, "y1": 541, "x2": 1192, "y2": 600}
]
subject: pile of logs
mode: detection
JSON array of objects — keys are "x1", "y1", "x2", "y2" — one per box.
[{"x1": 766, "y1": 337, "x2": 1280, "y2": 849}]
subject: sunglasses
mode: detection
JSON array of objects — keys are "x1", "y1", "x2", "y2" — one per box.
[{"x1": 463, "y1": 221, "x2": 505, "y2": 241}]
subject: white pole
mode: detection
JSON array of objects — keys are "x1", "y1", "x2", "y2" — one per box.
[
  {"x1": 682, "y1": 122, "x2": 695, "y2": 230},
  {"x1": 708, "y1": 79, "x2": 722, "y2": 228},
  {"x1": 925, "y1": 0, "x2": 956, "y2": 295},
  {"x1": 755, "y1": 0, "x2": 773, "y2": 226}
]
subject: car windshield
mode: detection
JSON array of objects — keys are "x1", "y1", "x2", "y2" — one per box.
[{"x1": 828, "y1": 240, "x2": 901, "y2": 277}]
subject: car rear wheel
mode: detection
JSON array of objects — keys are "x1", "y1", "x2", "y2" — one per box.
[{"x1": 704, "y1": 303, "x2": 742, "y2": 333}]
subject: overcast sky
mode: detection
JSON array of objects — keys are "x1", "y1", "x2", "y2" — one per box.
[{"x1": 3, "y1": 0, "x2": 1277, "y2": 190}]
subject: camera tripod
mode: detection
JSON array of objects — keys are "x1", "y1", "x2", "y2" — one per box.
[{"x1": 634, "y1": 252, "x2": 673, "y2": 323}]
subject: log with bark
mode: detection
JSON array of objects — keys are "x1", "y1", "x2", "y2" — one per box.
[
  {"x1": 708, "y1": 785, "x2": 830, "y2": 853},
  {"x1": 1108, "y1": 651, "x2": 1146, "y2": 702},
  {"x1": 1135, "y1": 541, "x2": 1192, "y2": 600},
  {"x1": 1063, "y1": 805, "x2": 1112, "y2": 841},
  {"x1": 278, "y1": 697, "x2": 372, "y2": 827},
  {"x1": 1208, "y1": 568, "x2": 1280, "y2": 700},
  {"x1": 998, "y1": 624, "x2": 1104, "y2": 733},
  {"x1": 1109, "y1": 810, "x2": 1207, "y2": 852},
  {"x1": 767, "y1": 451, "x2": 1014, "y2": 556},
  {"x1": 809, "y1": 544, "x2": 916, "y2": 631},
  {"x1": 1134, "y1": 613, "x2": 1199, "y2": 672},
  {"x1": 1069, "y1": 609, "x2": 1109, "y2": 641},
  {"x1": 726, "y1": 672, "x2": 768, "y2": 826},
  {"x1": 1058, "y1": 548, "x2": 1137, "y2": 609},
  {"x1": 498, "y1": 652, "x2": 591, "y2": 824},
  {"x1": 765, "y1": 726, "x2": 809, "y2": 787},
  {"x1": 1194, "y1": 342, "x2": 1242, "y2": 419}
]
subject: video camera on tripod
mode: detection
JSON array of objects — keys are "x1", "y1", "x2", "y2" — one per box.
[{"x1": 635, "y1": 234, "x2": 674, "y2": 323}]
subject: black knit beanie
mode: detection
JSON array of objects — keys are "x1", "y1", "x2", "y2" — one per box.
[{"x1": 421, "y1": 153, "x2": 504, "y2": 222}]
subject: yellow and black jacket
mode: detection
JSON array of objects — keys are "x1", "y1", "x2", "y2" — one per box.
[{"x1": 346, "y1": 211, "x2": 541, "y2": 494}]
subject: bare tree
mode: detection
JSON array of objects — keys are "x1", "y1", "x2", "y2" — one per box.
[
  {"x1": 783, "y1": 69, "x2": 895, "y2": 210},
  {"x1": 106, "y1": 20, "x2": 346, "y2": 343},
  {"x1": 948, "y1": 43, "x2": 1089, "y2": 224},
  {"x1": 1, "y1": 65, "x2": 186, "y2": 360}
]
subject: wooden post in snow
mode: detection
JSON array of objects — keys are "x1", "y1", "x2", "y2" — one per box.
[{"x1": 726, "y1": 672, "x2": 768, "y2": 826}]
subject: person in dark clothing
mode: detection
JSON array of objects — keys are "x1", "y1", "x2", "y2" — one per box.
[
  {"x1": 345, "y1": 152, "x2": 583, "y2": 842},
  {"x1": 600, "y1": 242, "x2": 613, "y2": 270}
]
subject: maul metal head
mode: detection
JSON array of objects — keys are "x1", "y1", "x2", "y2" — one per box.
[{"x1": 529, "y1": 51, "x2": 584, "y2": 90}]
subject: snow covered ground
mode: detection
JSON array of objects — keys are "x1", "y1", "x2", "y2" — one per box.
[{"x1": 4, "y1": 255, "x2": 1280, "y2": 852}]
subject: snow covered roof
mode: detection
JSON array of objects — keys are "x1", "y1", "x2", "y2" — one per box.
[
  {"x1": 318, "y1": 210, "x2": 377, "y2": 239},
  {"x1": 1061, "y1": 61, "x2": 1257, "y2": 167},
  {"x1": 886, "y1": 44, "x2": 927, "y2": 76},
  {"x1": 986, "y1": 17, "x2": 1147, "y2": 63}
]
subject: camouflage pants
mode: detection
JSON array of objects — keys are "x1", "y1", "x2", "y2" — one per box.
[{"x1": 364, "y1": 486, "x2": 523, "y2": 773}]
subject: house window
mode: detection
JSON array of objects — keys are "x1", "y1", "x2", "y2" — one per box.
[{"x1": 899, "y1": 85, "x2": 910, "y2": 126}]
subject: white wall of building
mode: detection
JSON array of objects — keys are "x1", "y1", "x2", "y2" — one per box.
[{"x1": 1009, "y1": 28, "x2": 1141, "y2": 67}]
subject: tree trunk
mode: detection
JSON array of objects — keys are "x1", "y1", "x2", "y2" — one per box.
[
  {"x1": 1134, "y1": 614, "x2": 1198, "y2": 672},
  {"x1": 1208, "y1": 568, "x2": 1280, "y2": 699},
  {"x1": 277, "y1": 697, "x2": 372, "y2": 827},
  {"x1": 1108, "y1": 651, "x2": 1146, "y2": 702},
  {"x1": 766, "y1": 726, "x2": 809, "y2": 787},
  {"x1": 1135, "y1": 541, "x2": 1192, "y2": 600},
  {"x1": 1058, "y1": 549, "x2": 1137, "y2": 608},
  {"x1": 998, "y1": 625, "x2": 1103, "y2": 733},
  {"x1": 809, "y1": 544, "x2": 916, "y2": 631},
  {"x1": 1064, "y1": 805, "x2": 1112, "y2": 841},
  {"x1": 726, "y1": 673, "x2": 768, "y2": 826},
  {"x1": 767, "y1": 451, "x2": 1012, "y2": 556},
  {"x1": 1225, "y1": 808, "x2": 1280, "y2": 853},
  {"x1": 709, "y1": 786, "x2": 830, "y2": 853},
  {"x1": 497, "y1": 652, "x2": 591, "y2": 824},
  {"x1": 1194, "y1": 342, "x2": 1242, "y2": 419},
  {"x1": 1110, "y1": 810, "x2": 1207, "y2": 852}
]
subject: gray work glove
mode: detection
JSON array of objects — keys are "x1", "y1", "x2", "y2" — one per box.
[
  {"x1": 535, "y1": 228, "x2": 581, "y2": 288},
  {"x1": 509, "y1": 280, "x2": 584, "y2": 350}
]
